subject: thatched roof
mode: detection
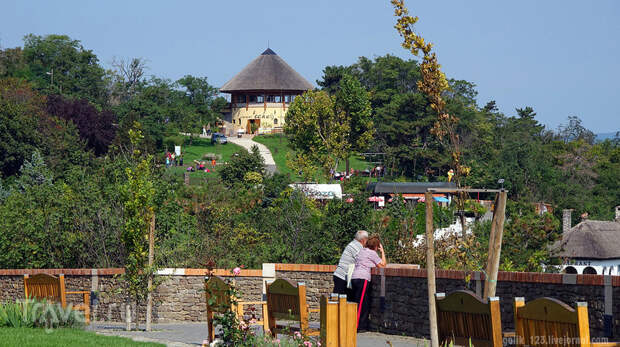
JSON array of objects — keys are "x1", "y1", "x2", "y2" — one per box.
[
  {"x1": 220, "y1": 49, "x2": 313, "y2": 93},
  {"x1": 552, "y1": 220, "x2": 620, "y2": 259}
]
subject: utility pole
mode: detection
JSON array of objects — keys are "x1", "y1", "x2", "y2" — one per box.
[
  {"x1": 425, "y1": 191, "x2": 439, "y2": 347},
  {"x1": 146, "y1": 213, "x2": 155, "y2": 331}
]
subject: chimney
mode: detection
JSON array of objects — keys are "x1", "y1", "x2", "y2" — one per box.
[
  {"x1": 562, "y1": 209, "x2": 572, "y2": 232},
  {"x1": 616, "y1": 206, "x2": 620, "y2": 223}
]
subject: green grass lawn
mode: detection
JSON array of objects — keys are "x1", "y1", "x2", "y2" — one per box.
[
  {"x1": 253, "y1": 134, "x2": 374, "y2": 177},
  {"x1": 163, "y1": 137, "x2": 244, "y2": 180},
  {"x1": 0, "y1": 328, "x2": 163, "y2": 347}
]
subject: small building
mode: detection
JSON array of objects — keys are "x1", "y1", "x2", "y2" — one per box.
[
  {"x1": 220, "y1": 48, "x2": 313, "y2": 134},
  {"x1": 289, "y1": 183, "x2": 342, "y2": 200},
  {"x1": 552, "y1": 216, "x2": 620, "y2": 275},
  {"x1": 366, "y1": 181, "x2": 456, "y2": 204}
]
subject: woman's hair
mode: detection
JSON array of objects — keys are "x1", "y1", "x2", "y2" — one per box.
[{"x1": 366, "y1": 235, "x2": 381, "y2": 250}]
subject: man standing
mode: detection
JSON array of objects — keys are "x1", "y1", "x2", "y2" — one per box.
[{"x1": 333, "y1": 230, "x2": 368, "y2": 295}]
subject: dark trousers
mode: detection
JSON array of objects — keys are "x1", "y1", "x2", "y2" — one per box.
[
  {"x1": 333, "y1": 275, "x2": 347, "y2": 295},
  {"x1": 351, "y1": 278, "x2": 372, "y2": 331}
]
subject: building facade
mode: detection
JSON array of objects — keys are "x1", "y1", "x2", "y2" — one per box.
[{"x1": 220, "y1": 48, "x2": 313, "y2": 134}]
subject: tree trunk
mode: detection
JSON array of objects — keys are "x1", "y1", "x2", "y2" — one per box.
[
  {"x1": 125, "y1": 303, "x2": 131, "y2": 331},
  {"x1": 146, "y1": 214, "x2": 155, "y2": 331}
]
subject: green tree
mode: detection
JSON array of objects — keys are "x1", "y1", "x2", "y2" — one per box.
[
  {"x1": 0, "y1": 78, "x2": 45, "y2": 177},
  {"x1": 22, "y1": 34, "x2": 107, "y2": 105},
  {"x1": 119, "y1": 125, "x2": 157, "y2": 326},
  {"x1": 285, "y1": 90, "x2": 350, "y2": 180},
  {"x1": 219, "y1": 145, "x2": 265, "y2": 188},
  {"x1": 334, "y1": 74, "x2": 374, "y2": 174},
  {"x1": 175, "y1": 75, "x2": 226, "y2": 143}
]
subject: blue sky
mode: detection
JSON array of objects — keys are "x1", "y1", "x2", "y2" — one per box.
[{"x1": 1, "y1": 0, "x2": 619, "y2": 133}]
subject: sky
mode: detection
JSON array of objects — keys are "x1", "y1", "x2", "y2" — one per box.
[{"x1": 1, "y1": 0, "x2": 619, "y2": 133}]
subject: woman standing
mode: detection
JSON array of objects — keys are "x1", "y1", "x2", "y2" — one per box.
[{"x1": 351, "y1": 235, "x2": 386, "y2": 332}]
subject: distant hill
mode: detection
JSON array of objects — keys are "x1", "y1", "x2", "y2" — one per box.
[{"x1": 596, "y1": 132, "x2": 618, "y2": 142}]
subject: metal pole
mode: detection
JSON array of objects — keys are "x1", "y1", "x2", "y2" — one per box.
[
  {"x1": 145, "y1": 213, "x2": 155, "y2": 332},
  {"x1": 425, "y1": 191, "x2": 439, "y2": 347}
]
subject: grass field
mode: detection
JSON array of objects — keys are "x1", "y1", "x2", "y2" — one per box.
[
  {"x1": 0, "y1": 328, "x2": 163, "y2": 347},
  {"x1": 253, "y1": 134, "x2": 374, "y2": 177},
  {"x1": 163, "y1": 137, "x2": 244, "y2": 180}
]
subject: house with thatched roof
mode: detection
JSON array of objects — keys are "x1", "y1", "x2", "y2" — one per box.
[
  {"x1": 220, "y1": 48, "x2": 313, "y2": 134},
  {"x1": 552, "y1": 213, "x2": 620, "y2": 275}
]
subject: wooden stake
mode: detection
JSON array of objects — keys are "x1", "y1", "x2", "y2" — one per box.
[
  {"x1": 484, "y1": 191, "x2": 507, "y2": 298},
  {"x1": 125, "y1": 303, "x2": 131, "y2": 331},
  {"x1": 146, "y1": 213, "x2": 155, "y2": 332},
  {"x1": 425, "y1": 191, "x2": 439, "y2": 347}
]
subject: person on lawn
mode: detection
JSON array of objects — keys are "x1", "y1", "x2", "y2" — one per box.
[
  {"x1": 351, "y1": 235, "x2": 386, "y2": 332},
  {"x1": 333, "y1": 230, "x2": 368, "y2": 296}
]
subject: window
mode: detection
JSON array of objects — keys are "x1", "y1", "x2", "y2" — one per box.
[
  {"x1": 583, "y1": 266, "x2": 597, "y2": 275},
  {"x1": 266, "y1": 95, "x2": 276, "y2": 102},
  {"x1": 249, "y1": 95, "x2": 258, "y2": 103},
  {"x1": 236, "y1": 94, "x2": 246, "y2": 103},
  {"x1": 256, "y1": 95, "x2": 264, "y2": 103},
  {"x1": 284, "y1": 95, "x2": 291, "y2": 103},
  {"x1": 274, "y1": 118, "x2": 278, "y2": 124},
  {"x1": 274, "y1": 95, "x2": 282, "y2": 103}
]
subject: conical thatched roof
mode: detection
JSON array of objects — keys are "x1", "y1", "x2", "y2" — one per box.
[
  {"x1": 220, "y1": 49, "x2": 313, "y2": 93},
  {"x1": 552, "y1": 220, "x2": 620, "y2": 259}
]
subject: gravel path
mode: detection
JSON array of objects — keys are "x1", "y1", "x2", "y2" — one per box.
[{"x1": 89, "y1": 322, "x2": 426, "y2": 346}]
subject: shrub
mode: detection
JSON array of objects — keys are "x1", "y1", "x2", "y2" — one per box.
[{"x1": 0, "y1": 298, "x2": 85, "y2": 328}]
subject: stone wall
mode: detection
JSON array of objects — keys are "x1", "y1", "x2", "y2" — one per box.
[
  {"x1": 1, "y1": 265, "x2": 619, "y2": 339},
  {"x1": 0, "y1": 268, "x2": 264, "y2": 324},
  {"x1": 276, "y1": 264, "x2": 336, "y2": 321},
  {"x1": 366, "y1": 268, "x2": 620, "y2": 339}
]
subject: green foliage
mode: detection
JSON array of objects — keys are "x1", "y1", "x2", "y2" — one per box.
[
  {"x1": 334, "y1": 74, "x2": 374, "y2": 170},
  {"x1": 0, "y1": 298, "x2": 84, "y2": 328},
  {"x1": 470, "y1": 202, "x2": 562, "y2": 272},
  {"x1": 22, "y1": 34, "x2": 108, "y2": 106},
  {"x1": 285, "y1": 90, "x2": 350, "y2": 180},
  {"x1": 219, "y1": 145, "x2": 265, "y2": 188},
  {"x1": 0, "y1": 78, "x2": 46, "y2": 178},
  {"x1": 119, "y1": 125, "x2": 157, "y2": 304}
]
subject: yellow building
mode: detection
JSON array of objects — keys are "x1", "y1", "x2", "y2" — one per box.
[{"x1": 220, "y1": 48, "x2": 313, "y2": 134}]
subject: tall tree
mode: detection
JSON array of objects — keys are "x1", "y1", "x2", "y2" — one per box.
[
  {"x1": 285, "y1": 90, "x2": 350, "y2": 180},
  {"x1": 334, "y1": 74, "x2": 374, "y2": 175},
  {"x1": 0, "y1": 78, "x2": 45, "y2": 177},
  {"x1": 47, "y1": 95, "x2": 116, "y2": 155},
  {"x1": 22, "y1": 34, "x2": 108, "y2": 106}
]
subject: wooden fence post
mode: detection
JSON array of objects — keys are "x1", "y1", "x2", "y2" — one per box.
[
  {"x1": 425, "y1": 191, "x2": 439, "y2": 347},
  {"x1": 484, "y1": 190, "x2": 507, "y2": 298}
]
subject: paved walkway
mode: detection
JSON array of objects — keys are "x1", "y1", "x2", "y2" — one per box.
[
  {"x1": 227, "y1": 135, "x2": 277, "y2": 175},
  {"x1": 89, "y1": 322, "x2": 426, "y2": 346}
]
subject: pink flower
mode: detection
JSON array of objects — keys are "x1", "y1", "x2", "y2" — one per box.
[
  {"x1": 294, "y1": 331, "x2": 302, "y2": 338},
  {"x1": 274, "y1": 339, "x2": 280, "y2": 343},
  {"x1": 233, "y1": 267, "x2": 241, "y2": 275},
  {"x1": 317, "y1": 342, "x2": 321, "y2": 347},
  {"x1": 304, "y1": 341, "x2": 312, "y2": 347}
]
